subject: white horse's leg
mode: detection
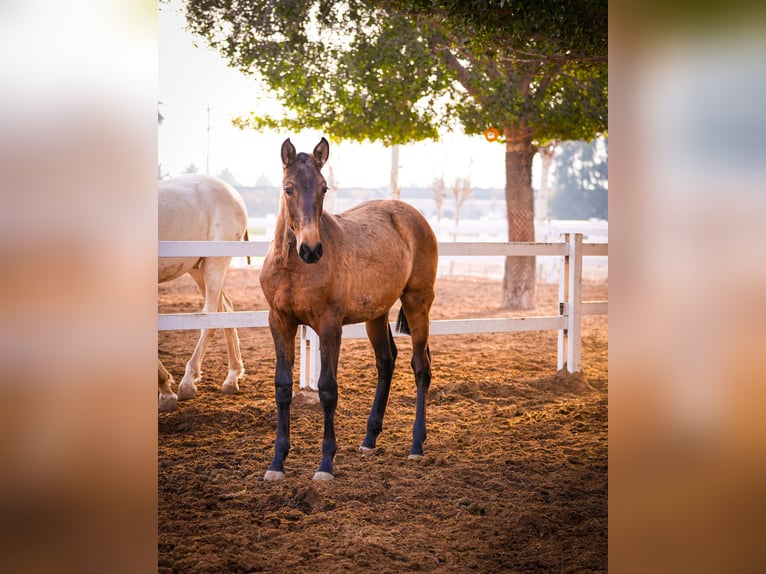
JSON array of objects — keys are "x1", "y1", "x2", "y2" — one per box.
[
  {"x1": 220, "y1": 290, "x2": 245, "y2": 394},
  {"x1": 176, "y1": 266, "x2": 217, "y2": 400},
  {"x1": 158, "y1": 359, "x2": 178, "y2": 411}
]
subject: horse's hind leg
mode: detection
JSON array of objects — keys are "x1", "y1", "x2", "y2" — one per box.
[
  {"x1": 400, "y1": 291, "x2": 434, "y2": 459},
  {"x1": 219, "y1": 289, "x2": 245, "y2": 394},
  {"x1": 361, "y1": 313, "x2": 397, "y2": 452},
  {"x1": 177, "y1": 258, "x2": 234, "y2": 400}
]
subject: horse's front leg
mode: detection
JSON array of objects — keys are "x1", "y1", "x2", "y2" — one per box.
[
  {"x1": 264, "y1": 314, "x2": 298, "y2": 481},
  {"x1": 313, "y1": 322, "x2": 342, "y2": 480}
]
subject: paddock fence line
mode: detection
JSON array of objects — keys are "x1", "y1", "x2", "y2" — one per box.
[{"x1": 158, "y1": 234, "x2": 607, "y2": 389}]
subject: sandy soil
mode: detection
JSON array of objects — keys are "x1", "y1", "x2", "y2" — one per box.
[{"x1": 159, "y1": 269, "x2": 608, "y2": 573}]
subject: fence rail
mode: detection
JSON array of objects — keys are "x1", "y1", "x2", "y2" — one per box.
[
  {"x1": 158, "y1": 240, "x2": 607, "y2": 259},
  {"x1": 158, "y1": 235, "x2": 607, "y2": 388}
]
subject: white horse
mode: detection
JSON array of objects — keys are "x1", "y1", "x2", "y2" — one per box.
[{"x1": 158, "y1": 174, "x2": 249, "y2": 411}]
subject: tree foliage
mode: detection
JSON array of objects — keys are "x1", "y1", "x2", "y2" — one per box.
[
  {"x1": 379, "y1": 0, "x2": 608, "y2": 144},
  {"x1": 184, "y1": 0, "x2": 606, "y2": 147},
  {"x1": 548, "y1": 138, "x2": 608, "y2": 220},
  {"x1": 216, "y1": 167, "x2": 239, "y2": 186},
  {"x1": 187, "y1": 0, "x2": 457, "y2": 145}
]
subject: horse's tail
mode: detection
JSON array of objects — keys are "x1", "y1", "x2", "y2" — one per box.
[
  {"x1": 243, "y1": 229, "x2": 251, "y2": 265},
  {"x1": 396, "y1": 307, "x2": 410, "y2": 335}
]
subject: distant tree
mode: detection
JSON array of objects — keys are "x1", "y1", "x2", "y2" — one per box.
[
  {"x1": 451, "y1": 177, "x2": 472, "y2": 226},
  {"x1": 389, "y1": 145, "x2": 401, "y2": 199},
  {"x1": 432, "y1": 175, "x2": 446, "y2": 222},
  {"x1": 158, "y1": 163, "x2": 169, "y2": 180},
  {"x1": 548, "y1": 138, "x2": 608, "y2": 220},
  {"x1": 158, "y1": 101, "x2": 164, "y2": 125},
  {"x1": 325, "y1": 156, "x2": 339, "y2": 212},
  {"x1": 254, "y1": 173, "x2": 273, "y2": 187},
  {"x1": 184, "y1": 163, "x2": 199, "y2": 174},
  {"x1": 537, "y1": 142, "x2": 558, "y2": 221},
  {"x1": 217, "y1": 168, "x2": 238, "y2": 187}
]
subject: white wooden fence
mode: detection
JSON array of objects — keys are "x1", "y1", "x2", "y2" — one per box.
[{"x1": 158, "y1": 234, "x2": 607, "y2": 389}]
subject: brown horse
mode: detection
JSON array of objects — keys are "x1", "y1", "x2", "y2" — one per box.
[{"x1": 259, "y1": 138, "x2": 438, "y2": 481}]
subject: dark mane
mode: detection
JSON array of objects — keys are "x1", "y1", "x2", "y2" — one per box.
[{"x1": 295, "y1": 152, "x2": 310, "y2": 164}]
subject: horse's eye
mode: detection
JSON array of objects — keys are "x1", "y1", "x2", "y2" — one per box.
[
  {"x1": 284, "y1": 186, "x2": 294, "y2": 197},
  {"x1": 322, "y1": 186, "x2": 328, "y2": 194}
]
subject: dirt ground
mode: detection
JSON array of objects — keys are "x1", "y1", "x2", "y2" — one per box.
[{"x1": 158, "y1": 269, "x2": 608, "y2": 573}]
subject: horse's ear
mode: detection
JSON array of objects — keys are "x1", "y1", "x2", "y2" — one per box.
[
  {"x1": 313, "y1": 137, "x2": 329, "y2": 168},
  {"x1": 281, "y1": 138, "x2": 297, "y2": 167}
]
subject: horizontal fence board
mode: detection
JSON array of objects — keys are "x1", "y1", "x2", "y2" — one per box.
[
  {"x1": 429, "y1": 316, "x2": 566, "y2": 335},
  {"x1": 158, "y1": 240, "x2": 585, "y2": 258},
  {"x1": 342, "y1": 317, "x2": 565, "y2": 338},
  {"x1": 159, "y1": 241, "x2": 607, "y2": 259},
  {"x1": 158, "y1": 311, "x2": 270, "y2": 331},
  {"x1": 583, "y1": 301, "x2": 608, "y2": 315},
  {"x1": 437, "y1": 242, "x2": 567, "y2": 257},
  {"x1": 158, "y1": 241, "x2": 271, "y2": 258},
  {"x1": 159, "y1": 313, "x2": 567, "y2": 335},
  {"x1": 582, "y1": 243, "x2": 608, "y2": 256}
]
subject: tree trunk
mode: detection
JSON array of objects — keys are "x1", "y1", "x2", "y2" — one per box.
[{"x1": 501, "y1": 125, "x2": 537, "y2": 309}]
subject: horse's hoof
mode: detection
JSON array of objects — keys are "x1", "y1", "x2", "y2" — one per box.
[
  {"x1": 221, "y1": 381, "x2": 240, "y2": 395},
  {"x1": 359, "y1": 445, "x2": 378, "y2": 456},
  {"x1": 176, "y1": 383, "x2": 197, "y2": 401},
  {"x1": 158, "y1": 393, "x2": 178, "y2": 412},
  {"x1": 312, "y1": 471, "x2": 334, "y2": 481},
  {"x1": 263, "y1": 470, "x2": 286, "y2": 481},
  {"x1": 408, "y1": 454, "x2": 424, "y2": 461}
]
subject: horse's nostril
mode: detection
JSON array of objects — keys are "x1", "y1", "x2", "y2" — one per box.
[{"x1": 299, "y1": 242, "x2": 323, "y2": 263}]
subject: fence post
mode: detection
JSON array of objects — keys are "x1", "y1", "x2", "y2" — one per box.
[
  {"x1": 299, "y1": 325, "x2": 320, "y2": 390},
  {"x1": 557, "y1": 234, "x2": 570, "y2": 371},
  {"x1": 567, "y1": 234, "x2": 583, "y2": 372},
  {"x1": 557, "y1": 233, "x2": 583, "y2": 373}
]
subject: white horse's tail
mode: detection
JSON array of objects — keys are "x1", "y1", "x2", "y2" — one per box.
[{"x1": 244, "y1": 229, "x2": 251, "y2": 265}]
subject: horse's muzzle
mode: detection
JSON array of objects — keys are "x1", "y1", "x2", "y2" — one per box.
[{"x1": 299, "y1": 242, "x2": 323, "y2": 263}]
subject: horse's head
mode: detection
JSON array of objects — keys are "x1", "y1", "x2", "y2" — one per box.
[{"x1": 280, "y1": 137, "x2": 330, "y2": 264}]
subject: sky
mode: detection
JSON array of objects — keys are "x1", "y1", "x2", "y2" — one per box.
[{"x1": 158, "y1": 1, "x2": 524, "y2": 189}]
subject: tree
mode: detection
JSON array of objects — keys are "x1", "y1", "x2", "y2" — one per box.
[
  {"x1": 254, "y1": 173, "x2": 273, "y2": 187},
  {"x1": 432, "y1": 175, "x2": 446, "y2": 222},
  {"x1": 537, "y1": 142, "x2": 558, "y2": 221},
  {"x1": 184, "y1": 0, "x2": 607, "y2": 308},
  {"x1": 216, "y1": 168, "x2": 238, "y2": 187},
  {"x1": 389, "y1": 145, "x2": 401, "y2": 199},
  {"x1": 548, "y1": 138, "x2": 608, "y2": 220},
  {"x1": 451, "y1": 177, "x2": 472, "y2": 226},
  {"x1": 184, "y1": 163, "x2": 199, "y2": 174}
]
